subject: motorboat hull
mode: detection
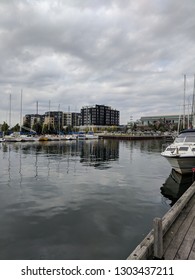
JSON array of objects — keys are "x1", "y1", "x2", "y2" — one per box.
[{"x1": 162, "y1": 154, "x2": 195, "y2": 174}]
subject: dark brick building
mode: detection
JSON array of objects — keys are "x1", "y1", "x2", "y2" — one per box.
[{"x1": 81, "y1": 105, "x2": 120, "y2": 126}]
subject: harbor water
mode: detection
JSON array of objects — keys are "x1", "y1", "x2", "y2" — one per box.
[{"x1": 0, "y1": 139, "x2": 193, "y2": 260}]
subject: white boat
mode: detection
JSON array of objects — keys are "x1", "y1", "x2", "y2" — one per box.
[
  {"x1": 77, "y1": 133, "x2": 86, "y2": 140},
  {"x1": 45, "y1": 134, "x2": 60, "y2": 141},
  {"x1": 65, "y1": 134, "x2": 77, "y2": 140},
  {"x1": 85, "y1": 132, "x2": 99, "y2": 140},
  {"x1": 20, "y1": 134, "x2": 39, "y2": 142},
  {"x1": 161, "y1": 129, "x2": 195, "y2": 174},
  {"x1": 4, "y1": 133, "x2": 22, "y2": 142}
]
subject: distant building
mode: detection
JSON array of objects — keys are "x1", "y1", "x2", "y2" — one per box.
[
  {"x1": 140, "y1": 115, "x2": 182, "y2": 126},
  {"x1": 63, "y1": 112, "x2": 81, "y2": 127},
  {"x1": 81, "y1": 105, "x2": 120, "y2": 126},
  {"x1": 139, "y1": 114, "x2": 192, "y2": 131},
  {"x1": 44, "y1": 111, "x2": 64, "y2": 130},
  {"x1": 23, "y1": 114, "x2": 44, "y2": 128},
  {"x1": 23, "y1": 105, "x2": 120, "y2": 130}
]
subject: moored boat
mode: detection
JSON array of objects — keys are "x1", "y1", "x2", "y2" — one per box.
[
  {"x1": 20, "y1": 134, "x2": 39, "y2": 142},
  {"x1": 161, "y1": 129, "x2": 195, "y2": 174},
  {"x1": 65, "y1": 134, "x2": 77, "y2": 140},
  {"x1": 85, "y1": 132, "x2": 99, "y2": 140},
  {"x1": 4, "y1": 133, "x2": 22, "y2": 142},
  {"x1": 38, "y1": 135, "x2": 49, "y2": 141},
  {"x1": 77, "y1": 132, "x2": 86, "y2": 140}
]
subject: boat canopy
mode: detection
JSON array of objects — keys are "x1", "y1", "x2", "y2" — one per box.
[
  {"x1": 180, "y1": 129, "x2": 195, "y2": 133},
  {"x1": 175, "y1": 130, "x2": 195, "y2": 143}
]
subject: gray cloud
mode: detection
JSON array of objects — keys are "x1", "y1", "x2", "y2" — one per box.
[{"x1": 0, "y1": 0, "x2": 195, "y2": 125}]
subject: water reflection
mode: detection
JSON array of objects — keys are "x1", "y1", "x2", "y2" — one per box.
[
  {"x1": 80, "y1": 140, "x2": 119, "y2": 168},
  {"x1": 2, "y1": 140, "x2": 119, "y2": 165},
  {"x1": 122, "y1": 139, "x2": 165, "y2": 154},
  {"x1": 0, "y1": 139, "x2": 170, "y2": 260},
  {"x1": 161, "y1": 169, "x2": 194, "y2": 206},
  {"x1": 1, "y1": 140, "x2": 119, "y2": 179}
]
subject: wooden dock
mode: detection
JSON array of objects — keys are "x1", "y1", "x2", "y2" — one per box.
[
  {"x1": 127, "y1": 181, "x2": 195, "y2": 260},
  {"x1": 100, "y1": 134, "x2": 169, "y2": 141}
]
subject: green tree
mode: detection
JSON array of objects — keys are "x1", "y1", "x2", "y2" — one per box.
[
  {"x1": 42, "y1": 123, "x2": 55, "y2": 134},
  {"x1": 132, "y1": 123, "x2": 137, "y2": 131},
  {"x1": 11, "y1": 123, "x2": 20, "y2": 132},
  {"x1": 42, "y1": 124, "x2": 48, "y2": 134},
  {"x1": 65, "y1": 125, "x2": 73, "y2": 133},
  {"x1": 32, "y1": 122, "x2": 42, "y2": 134},
  {"x1": 1, "y1": 122, "x2": 9, "y2": 134}
]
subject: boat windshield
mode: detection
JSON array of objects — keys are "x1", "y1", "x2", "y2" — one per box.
[{"x1": 175, "y1": 132, "x2": 195, "y2": 143}]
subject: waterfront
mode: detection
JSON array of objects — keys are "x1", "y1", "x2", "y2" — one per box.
[{"x1": 0, "y1": 139, "x2": 193, "y2": 260}]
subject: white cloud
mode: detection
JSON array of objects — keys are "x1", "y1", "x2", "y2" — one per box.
[{"x1": 0, "y1": 0, "x2": 195, "y2": 125}]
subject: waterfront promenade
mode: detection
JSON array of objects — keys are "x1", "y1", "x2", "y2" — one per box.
[{"x1": 127, "y1": 181, "x2": 195, "y2": 260}]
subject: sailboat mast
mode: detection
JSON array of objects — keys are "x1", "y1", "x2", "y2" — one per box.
[
  {"x1": 36, "y1": 100, "x2": 38, "y2": 115},
  {"x1": 9, "y1": 93, "x2": 11, "y2": 128},
  {"x1": 58, "y1": 103, "x2": 60, "y2": 134},
  {"x1": 20, "y1": 89, "x2": 23, "y2": 132},
  {"x1": 183, "y1": 74, "x2": 186, "y2": 129},
  {"x1": 192, "y1": 74, "x2": 195, "y2": 128},
  {"x1": 48, "y1": 100, "x2": 51, "y2": 131}
]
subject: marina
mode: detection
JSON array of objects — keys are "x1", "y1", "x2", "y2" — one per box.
[
  {"x1": 0, "y1": 132, "x2": 172, "y2": 142},
  {"x1": 0, "y1": 0, "x2": 195, "y2": 269},
  {"x1": 0, "y1": 131, "x2": 99, "y2": 142}
]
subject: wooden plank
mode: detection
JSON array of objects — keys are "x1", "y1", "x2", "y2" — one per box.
[
  {"x1": 126, "y1": 230, "x2": 154, "y2": 259},
  {"x1": 161, "y1": 182, "x2": 195, "y2": 236},
  {"x1": 163, "y1": 194, "x2": 195, "y2": 254},
  {"x1": 163, "y1": 211, "x2": 187, "y2": 252},
  {"x1": 188, "y1": 240, "x2": 195, "y2": 260},
  {"x1": 174, "y1": 217, "x2": 195, "y2": 259},
  {"x1": 163, "y1": 200, "x2": 195, "y2": 260},
  {"x1": 164, "y1": 214, "x2": 193, "y2": 259},
  {"x1": 163, "y1": 222, "x2": 188, "y2": 259}
]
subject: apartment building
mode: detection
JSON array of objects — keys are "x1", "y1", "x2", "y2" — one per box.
[
  {"x1": 23, "y1": 114, "x2": 44, "y2": 128},
  {"x1": 63, "y1": 112, "x2": 81, "y2": 127},
  {"x1": 81, "y1": 105, "x2": 120, "y2": 126},
  {"x1": 44, "y1": 111, "x2": 64, "y2": 130}
]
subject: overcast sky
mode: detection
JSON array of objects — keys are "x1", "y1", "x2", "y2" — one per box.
[{"x1": 0, "y1": 0, "x2": 195, "y2": 126}]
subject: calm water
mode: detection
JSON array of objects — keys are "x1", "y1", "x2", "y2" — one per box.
[{"x1": 0, "y1": 139, "x2": 193, "y2": 260}]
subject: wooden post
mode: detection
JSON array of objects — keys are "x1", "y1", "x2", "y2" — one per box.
[{"x1": 153, "y1": 217, "x2": 163, "y2": 259}]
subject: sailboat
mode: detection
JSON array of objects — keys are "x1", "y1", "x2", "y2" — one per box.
[
  {"x1": 4, "y1": 132, "x2": 23, "y2": 142},
  {"x1": 161, "y1": 75, "x2": 195, "y2": 174},
  {"x1": 3, "y1": 93, "x2": 22, "y2": 142}
]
